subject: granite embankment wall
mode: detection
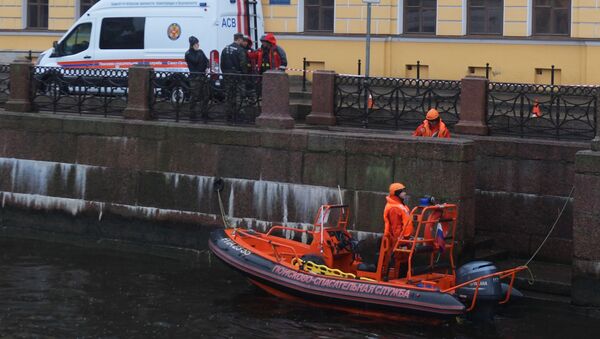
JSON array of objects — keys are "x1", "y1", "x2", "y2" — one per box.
[
  {"x1": 0, "y1": 112, "x2": 587, "y2": 263},
  {"x1": 0, "y1": 111, "x2": 476, "y2": 254},
  {"x1": 474, "y1": 137, "x2": 588, "y2": 264}
]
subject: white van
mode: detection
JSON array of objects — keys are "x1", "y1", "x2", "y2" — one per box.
[{"x1": 36, "y1": 0, "x2": 264, "y2": 72}]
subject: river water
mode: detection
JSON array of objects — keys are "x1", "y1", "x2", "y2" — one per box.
[{"x1": 1, "y1": 237, "x2": 599, "y2": 338}]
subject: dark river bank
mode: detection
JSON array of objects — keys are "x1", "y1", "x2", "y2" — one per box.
[{"x1": 1, "y1": 236, "x2": 599, "y2": 338}]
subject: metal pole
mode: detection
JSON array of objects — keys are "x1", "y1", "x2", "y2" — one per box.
[
  {"x1": 486, "y1": 63, "x2": 490, "y2": 79},
  {"x1": 365, "y1": 3, "x2": 372, "y2": 78},
  {"x1": 417, "y1": 60, "x2": 421, "y2": 79},
  {"x1": 363, "y1": 3, "x2": 372, "y2": 128},
  {"x1": 302, "y1": 57, "x2": 307, "y2": 92},
  {"x1": 358, "y1": 59, "x2": 361, "y2": 75},
  {"x1": 551, "y1": 65, "x2": 555, "y2": 85}
]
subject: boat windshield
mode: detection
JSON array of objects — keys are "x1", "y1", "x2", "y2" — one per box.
[{"x1": 313, "y1": 205, "x2": 348, "y2": 231}]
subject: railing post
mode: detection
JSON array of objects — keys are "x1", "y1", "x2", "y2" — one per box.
[
  {"x1": 306, "y1": 70, "x2": 336, "y2": 126},
  {"x1": 123, "y1": 64, "x2": 153, "y2": 120},
  {"x1": 454, "y1": 76, "x2": 489, "y2": 135},
  {"x1": 592, "y1": 92, "x2": 600, "y2": 151},
  {"x1": 5, "y1": 58, "x2": 34, "y2": 112},
  {"x1": 256, "y1": 70, "x2": 294, "y2": 129},
  {"x1": 551, "y1": 65, "x2": 555, "y2": 85},
  {"x1": 302, "y1": 57, "x2": 307, "y2": 92},
  {"x1": 485, "y1": 63, "x2": 490, "y2": 79},
  {"x1": 357, "y1": 59, "x2": 361, "y2": 76},
  {"x1": 416, "y1": 60, "x2": 421, "y2": 80}
]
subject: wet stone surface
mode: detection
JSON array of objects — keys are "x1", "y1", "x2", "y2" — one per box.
[{"x1": 1, "y1": 236, "x2": 600, "y2": 338}]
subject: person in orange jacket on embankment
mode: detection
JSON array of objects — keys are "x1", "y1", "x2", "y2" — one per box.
[{"x1": 413, "y1": 108, "x2": 451, "y2": 138}]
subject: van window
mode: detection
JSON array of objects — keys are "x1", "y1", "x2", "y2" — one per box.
[
  {"x1": 60, "y1": 22, "x2": 92, "y2": 56},
  {"x1": 100, "y1": 17, "x2": 145, "y2": 49}
]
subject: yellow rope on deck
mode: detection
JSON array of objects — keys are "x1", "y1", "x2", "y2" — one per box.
[{"x1": 291, "y1": 258, "x2": 375, "y2": 282}]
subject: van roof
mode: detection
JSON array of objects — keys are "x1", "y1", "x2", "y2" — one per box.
[{"x1": 90, "y1": 0, "x2": 210, "y2": 12}]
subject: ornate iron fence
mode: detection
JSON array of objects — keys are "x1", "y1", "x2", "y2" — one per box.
[
  {"x1": 334, "y1": 75, "x2": 461, "y2": 130},
  {"x1": 32, "y1": 67, "x2": 128, "y2": 116},
  {"x1": 488, "y1": 82, "x2": 598, "y2": 140},
  {"x1": 151, "y1": 71, "x2": 262, "y2": 124},
  {"x1": 0, "y1": 64, "x2": 9, "y2": 107}
]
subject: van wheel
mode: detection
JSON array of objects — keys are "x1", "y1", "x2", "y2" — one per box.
[{"x1": 169, "y1": 86, "x2": 187, "y2": 105}]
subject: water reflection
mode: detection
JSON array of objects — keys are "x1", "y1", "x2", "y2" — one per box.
[{"x1": 1, "y1": 237, "x2": 599, "y2": 338}]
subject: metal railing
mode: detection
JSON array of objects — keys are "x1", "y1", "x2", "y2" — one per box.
[
  {"x1": 151, "y1": 71, "x2": 262, "y2": 124},
  {"x1": 334, "y1": 75, "x2": 461, "y2": 130},
  {"x1": 32, "y1": 67, "x2": 128, "y2": 116},
  {"x1": 0, "y1": 64, "x2": 9, "y2": 107},
  {"x1": 487, "y1": 82, "x2": 598, "y2": 140}
]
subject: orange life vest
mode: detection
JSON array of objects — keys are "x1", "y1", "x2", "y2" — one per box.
[
  {"x1": 414, "y1": 120, "x2": 450, "y2": 138},
  {"x1": 383, "y1": 196, "x2": 414, "y2": 239}
]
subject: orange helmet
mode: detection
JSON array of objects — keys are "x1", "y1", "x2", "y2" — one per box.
[
  {"x1": 389, "y1": 182, "x2": 406, "y2": 196},
  {"x1": 426, "y1": 108, "x2": 440, "y2": 121}
]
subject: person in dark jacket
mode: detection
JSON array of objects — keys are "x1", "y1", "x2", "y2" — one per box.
[
  {"x1": 184, "y1": 36, "x2": 209, "y2": 120},
  {"x1": 220, "y1": 33, "x2": 248, "y2": 74}
]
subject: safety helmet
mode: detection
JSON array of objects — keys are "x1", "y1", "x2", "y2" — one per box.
[
  {"x1": 389, "y1": 182, "x2": 406, "y2": 197},
  {"x1": 426, "y1": 108, "x2": 440, "y2": 121}
]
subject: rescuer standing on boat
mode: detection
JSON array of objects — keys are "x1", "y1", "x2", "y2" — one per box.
[
  {"x1": 413, "y1": 108, "x2": 451, "y2": 138},
  {"x1": 384, "y1": 183, "x2": 414, "y2": 240}
]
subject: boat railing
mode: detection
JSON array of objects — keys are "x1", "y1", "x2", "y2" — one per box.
[
  {"x1": 235, "y1": 228, "x2": 300, "y2": 262},
  {"x1": 441, "y1": 266, "x2": 528, "y2": 311},
  {"x1": 395, "y1": 204, "x2": 458, "y2": 279}
]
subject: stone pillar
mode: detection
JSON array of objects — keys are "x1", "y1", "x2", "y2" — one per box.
[
  {"x1": 256, "y1": 70, "x2": 294, "y2": 129},
  {"x1": 592, "y1": 96, "x2": 600, "y2": 151},
  {"x1": 306, "y1": 70, "x2": 336, "y2": 126},
  {"x1": 454, "y1": 76, "x2": 489, "y2": 135},
  {"x1": 572, "y1": 150, "x2": 600, "y2": 306},
  {"x1": 123, "y1": 65, "x2": 152, "y2": 120},
  {"x1": 5, "y1": 58, "x2": 34, "y2": 112}
]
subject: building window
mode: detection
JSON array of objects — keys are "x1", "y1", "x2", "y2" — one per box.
[
  {"x1": 80, "y1": 0, "x2": 98, "y2": 17},
  {"x1": 304, "y1": 0, "x2": 334, "y2": 32},
  {"x1": 27, "y1": 0, "x2": 48, "y2": 29},
  {"x1": 533, "y1": 0, "x2": 570, "y2": 35},
  {"x1": 468, "y1": 0, "x2": 503, "y2": 35},
  {"x1": 404, "y1": 0, "x2": 436, "y2": 34}
]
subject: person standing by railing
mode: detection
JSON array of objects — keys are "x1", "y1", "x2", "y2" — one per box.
[
  {"x1": 257, "y1": 33, "x2": 287, "y2": 73},
  {"x1": 185, "y1": 36, "x2": 208, "y2": 120},
  {"x1": 413, "y1": 109, "x2": 451, "y2": 138}
]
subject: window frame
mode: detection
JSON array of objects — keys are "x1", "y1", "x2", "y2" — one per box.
[
  {"x1": 467, "y1": 0, "x2": 503, "y2": 35},
  {"x1": 79, "y1": 0, "x2": 98, "y2": 17},
  {"x1": 403, "y1": 0, "x2": 437, "y2": 35},
  {"x1": 27, "y1": 0, "x2": 48, "y2": 29},
  {"x1": 304, "y1": 0, "x2": 334, "y2": 33},
  {"x1": 532, "y1": 0, "x2": 571, "y2": 36}
]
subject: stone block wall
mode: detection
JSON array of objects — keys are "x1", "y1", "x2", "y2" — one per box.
[
  {"x1": 474, "y1": 136, "x2": 588, "y2": 264},
  {"x1": 0, "y1": 112, "x2": 476, "y2": 246}
]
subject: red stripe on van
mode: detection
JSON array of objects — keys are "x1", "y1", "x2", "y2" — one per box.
[{"x1": 236, "y1": 0, "x2": 242, "y2": 34}]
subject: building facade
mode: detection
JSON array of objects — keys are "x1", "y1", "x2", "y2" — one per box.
[{"x1": 1, "y1": 0, "x2": 600, "y2": 84}]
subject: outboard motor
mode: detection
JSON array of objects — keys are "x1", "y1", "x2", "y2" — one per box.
[{"x1": 456, "y1": 261, "x2": 503, "y2": 302}]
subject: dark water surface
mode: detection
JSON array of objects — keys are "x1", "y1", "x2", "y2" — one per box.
[{"x1": 1, "y1": 237, "x2": 599, "y2": 338}]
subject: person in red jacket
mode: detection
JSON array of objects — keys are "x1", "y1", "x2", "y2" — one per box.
[
  {"x1": 257, "y1": 33, "x2": 288, "y2": 73},
  {"x1": 413, "y1": 108, "x2": 451, "y2": 138}
]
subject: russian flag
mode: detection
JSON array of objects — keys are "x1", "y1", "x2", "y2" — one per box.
[{"x1": 435, "y1": 222, "x2": 445, "y2": 253}]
